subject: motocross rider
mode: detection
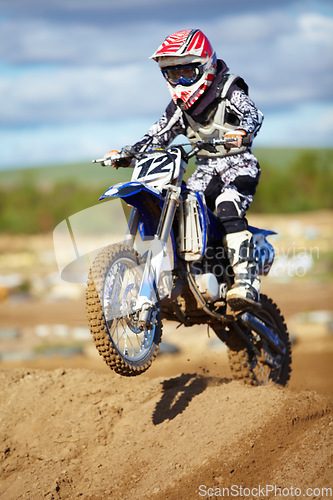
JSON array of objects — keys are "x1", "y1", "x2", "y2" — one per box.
[{"x1": 105, "y1": 29, "x2": 263, "y2": 311}]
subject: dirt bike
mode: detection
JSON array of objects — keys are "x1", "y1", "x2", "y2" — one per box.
[{"x1": 86, "y1": 139, "x2": 291, "y2": 385}]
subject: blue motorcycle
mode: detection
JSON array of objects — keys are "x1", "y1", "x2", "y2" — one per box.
[{"x1": 86, "y1": 139, "x2": 291, "y2": 384}]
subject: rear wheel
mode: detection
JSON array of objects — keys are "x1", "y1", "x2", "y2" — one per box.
[
  {"x1": 86, "y1": 243, "x2": 162, "y2": 376},
  {"x1": 216, "y1": 294, "x2": 291, "y2": 386}
]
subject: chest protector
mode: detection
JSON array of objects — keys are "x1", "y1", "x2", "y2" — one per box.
[{"x1": 185, "y1": 74, "x2": 251, "y2": 157}]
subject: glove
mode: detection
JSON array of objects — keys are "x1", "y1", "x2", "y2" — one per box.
[
  {"x1": 103, "y1": 147, "x2": 134, "y2": 168},
  {"x1": 224, "y1": 130, "x2": 246, "y2": 148},
  {"x1": 103, "y1": 149, "x2": 120, "y2": 167}
]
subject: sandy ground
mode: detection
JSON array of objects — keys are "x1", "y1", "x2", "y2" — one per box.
[
  {"x1": 0, "y1": 334, "x2": 332, "y2": 500},
  {"x1": 0, "y1": 211, "x2": 333, "y2": 499}
]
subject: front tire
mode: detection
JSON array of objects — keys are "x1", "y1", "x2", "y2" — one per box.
[{"x1": 86, "y1": 243, "x2": 162, "y2": 376}]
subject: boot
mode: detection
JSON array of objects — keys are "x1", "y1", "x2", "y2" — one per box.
[{"x1": 225, "y1": 230, "x2": 260, "y2": 310}]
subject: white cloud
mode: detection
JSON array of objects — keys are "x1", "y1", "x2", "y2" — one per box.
[
  {"x1": 0, "y1": 63, "x2": 167, "y2": 125},
  {"x1": 206, "y1": 11, "x2": 294, "y2": 45},
  {"x1": 0, "y1": 118, "x2": 155, "y2": 168},
  {"x1": 0, "y1": 19, "x2": 144, "y2": 64},
  {"x1": 2, "y1": 8, "x2": 332, "y2": 127},
  {"x1": 299, "y1": 12, "x2": 333, "y2": 43},
  {"x1": 205, "y1": 10, "x2": 333, "y2": 107},
  {"x1": 257, "y1": 101, "x2": 333, "y2": 147}
]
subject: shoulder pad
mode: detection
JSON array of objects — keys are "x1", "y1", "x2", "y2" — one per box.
[{"x1": 218, "y1": 74, "x2": 249, "y2": 99}]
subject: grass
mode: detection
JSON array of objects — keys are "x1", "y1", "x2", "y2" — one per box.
[
  {"x1": 1, "y1": 148, "x2": 331, "y2": 188},
  {"x1": 0, "y1": 148, "x2": 332, "y2": 234},
  {"x1": 0, "y1": 160, "x2": 132, "y2": 189}
]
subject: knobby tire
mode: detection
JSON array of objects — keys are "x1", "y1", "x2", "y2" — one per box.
[{"x1": 86, "y1": 243, "x2": 162, "y2": 376}]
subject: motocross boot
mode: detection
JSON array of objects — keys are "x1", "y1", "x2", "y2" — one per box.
[{"x1": 225, "y1": 229, "x2": 260, "y2": 310}]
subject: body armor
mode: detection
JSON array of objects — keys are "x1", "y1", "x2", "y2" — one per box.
[{"x1": 185, "y1": 74, "x2": 259, "y2": 157}]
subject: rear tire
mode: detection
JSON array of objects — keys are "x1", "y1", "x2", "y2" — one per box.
[
  {"x1": 86, "y1": 243, "x2": 162, "y2": 376},
  {"x1": 216, "y1": 294, "x2": 291, "y2": 386}
]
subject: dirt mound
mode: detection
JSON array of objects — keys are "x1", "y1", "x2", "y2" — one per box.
[{"x1": 0, "y1": 368, "x2": 331, "y2": 500}]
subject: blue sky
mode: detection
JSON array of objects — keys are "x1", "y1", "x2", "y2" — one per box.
[{"x1": 0, "y1": 0, "x2": 332, "y2": 170}]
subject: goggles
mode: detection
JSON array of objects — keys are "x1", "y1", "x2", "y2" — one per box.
[{"x1": 161, "y1": 63, "x2": 203, "y2": 87}]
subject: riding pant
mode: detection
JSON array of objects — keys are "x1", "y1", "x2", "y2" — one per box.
[{"x1": 186, "y1": 151, "x2": 261, "y2": 234}]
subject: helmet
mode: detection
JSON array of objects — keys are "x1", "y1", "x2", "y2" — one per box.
[{"x1": 150, "y1": 29, "x2": 217, "y2": 110}]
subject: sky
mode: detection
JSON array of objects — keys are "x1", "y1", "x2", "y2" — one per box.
[{"x1": 0, "y1": 0, "x2": 333, "y2": 170}]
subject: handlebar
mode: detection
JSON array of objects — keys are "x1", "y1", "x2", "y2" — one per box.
[
  {"x1": 92, "y1": 137, "x2": 237, "y2": 165},
  {"x1": 185, "y1": 137, "x2": 237, "y2": 159}
]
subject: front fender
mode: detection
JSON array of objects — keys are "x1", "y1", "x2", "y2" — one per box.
[
  {"x1": 101, "y1": 182, "x2": 178, "y2": 265},
  {"x1": 100, "y1": 181, "x2": 161, "y2": 202},
  {"x1": 100, "y1": 182, "x2": 163, "y2": 238}
]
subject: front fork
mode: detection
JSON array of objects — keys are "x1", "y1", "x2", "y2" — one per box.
[
  {"x1": 123, "y1": 206, "x2": 140, "y2": 247},
  {"x1": 135, "y1": 185, "x2": 181, "y2": 330}
]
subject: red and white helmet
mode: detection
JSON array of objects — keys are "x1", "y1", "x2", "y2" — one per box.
[{"x1": 150, "y1": 29, "x2": 217, "y2": 110}]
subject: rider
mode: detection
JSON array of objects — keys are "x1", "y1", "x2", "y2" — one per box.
[{"x1": 105, "y1": 29, "x2": 263, "y2": 311}]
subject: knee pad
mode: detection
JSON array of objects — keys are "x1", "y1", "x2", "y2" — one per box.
[{"x1": 216, "y1": 190, "x2": 248, "y2": 234}]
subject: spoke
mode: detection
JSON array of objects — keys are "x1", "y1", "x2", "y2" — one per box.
[
  {"x1": 102, "y1": 255, "x2": 156, "y2": 362},
  {"x1": 123, "y1": 334, "x2": 128, "y2": 356},
  {"x1": 133, "y1": 332, "x2": 141, "y2": 353},
  {"x1": 126, "y1": 331, "x2": 136, "y2": 357},
  {"x1": 112, "y1": 319, "x2": 127, "y2": 350},
  {"x1": 118, "y1": 263, "x2": 128, "y2": 288}
]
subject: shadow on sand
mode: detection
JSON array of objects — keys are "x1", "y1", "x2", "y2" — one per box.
[{"x1": 152, "y1": 372, "x2": 231, "y2": 425}]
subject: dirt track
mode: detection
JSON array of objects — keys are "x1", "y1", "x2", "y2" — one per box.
[
  {"x1": 1, "y1": 315, "x2": 333, "y2": 500},
  {"x1": 0, "y1": 363, "x2": 332, "y2": 500}
]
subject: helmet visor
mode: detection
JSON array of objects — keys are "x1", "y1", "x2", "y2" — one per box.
[{"x1": 161, "y1": 63, "x2": 203, "y2": 87}]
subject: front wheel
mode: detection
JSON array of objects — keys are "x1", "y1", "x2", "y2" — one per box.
[
  {"x1": 86, "y1": 243, "x2": 162, "y2": 376},
  {"x1": 221, "y1": 294, "x2": 291, "y2": 386}
]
